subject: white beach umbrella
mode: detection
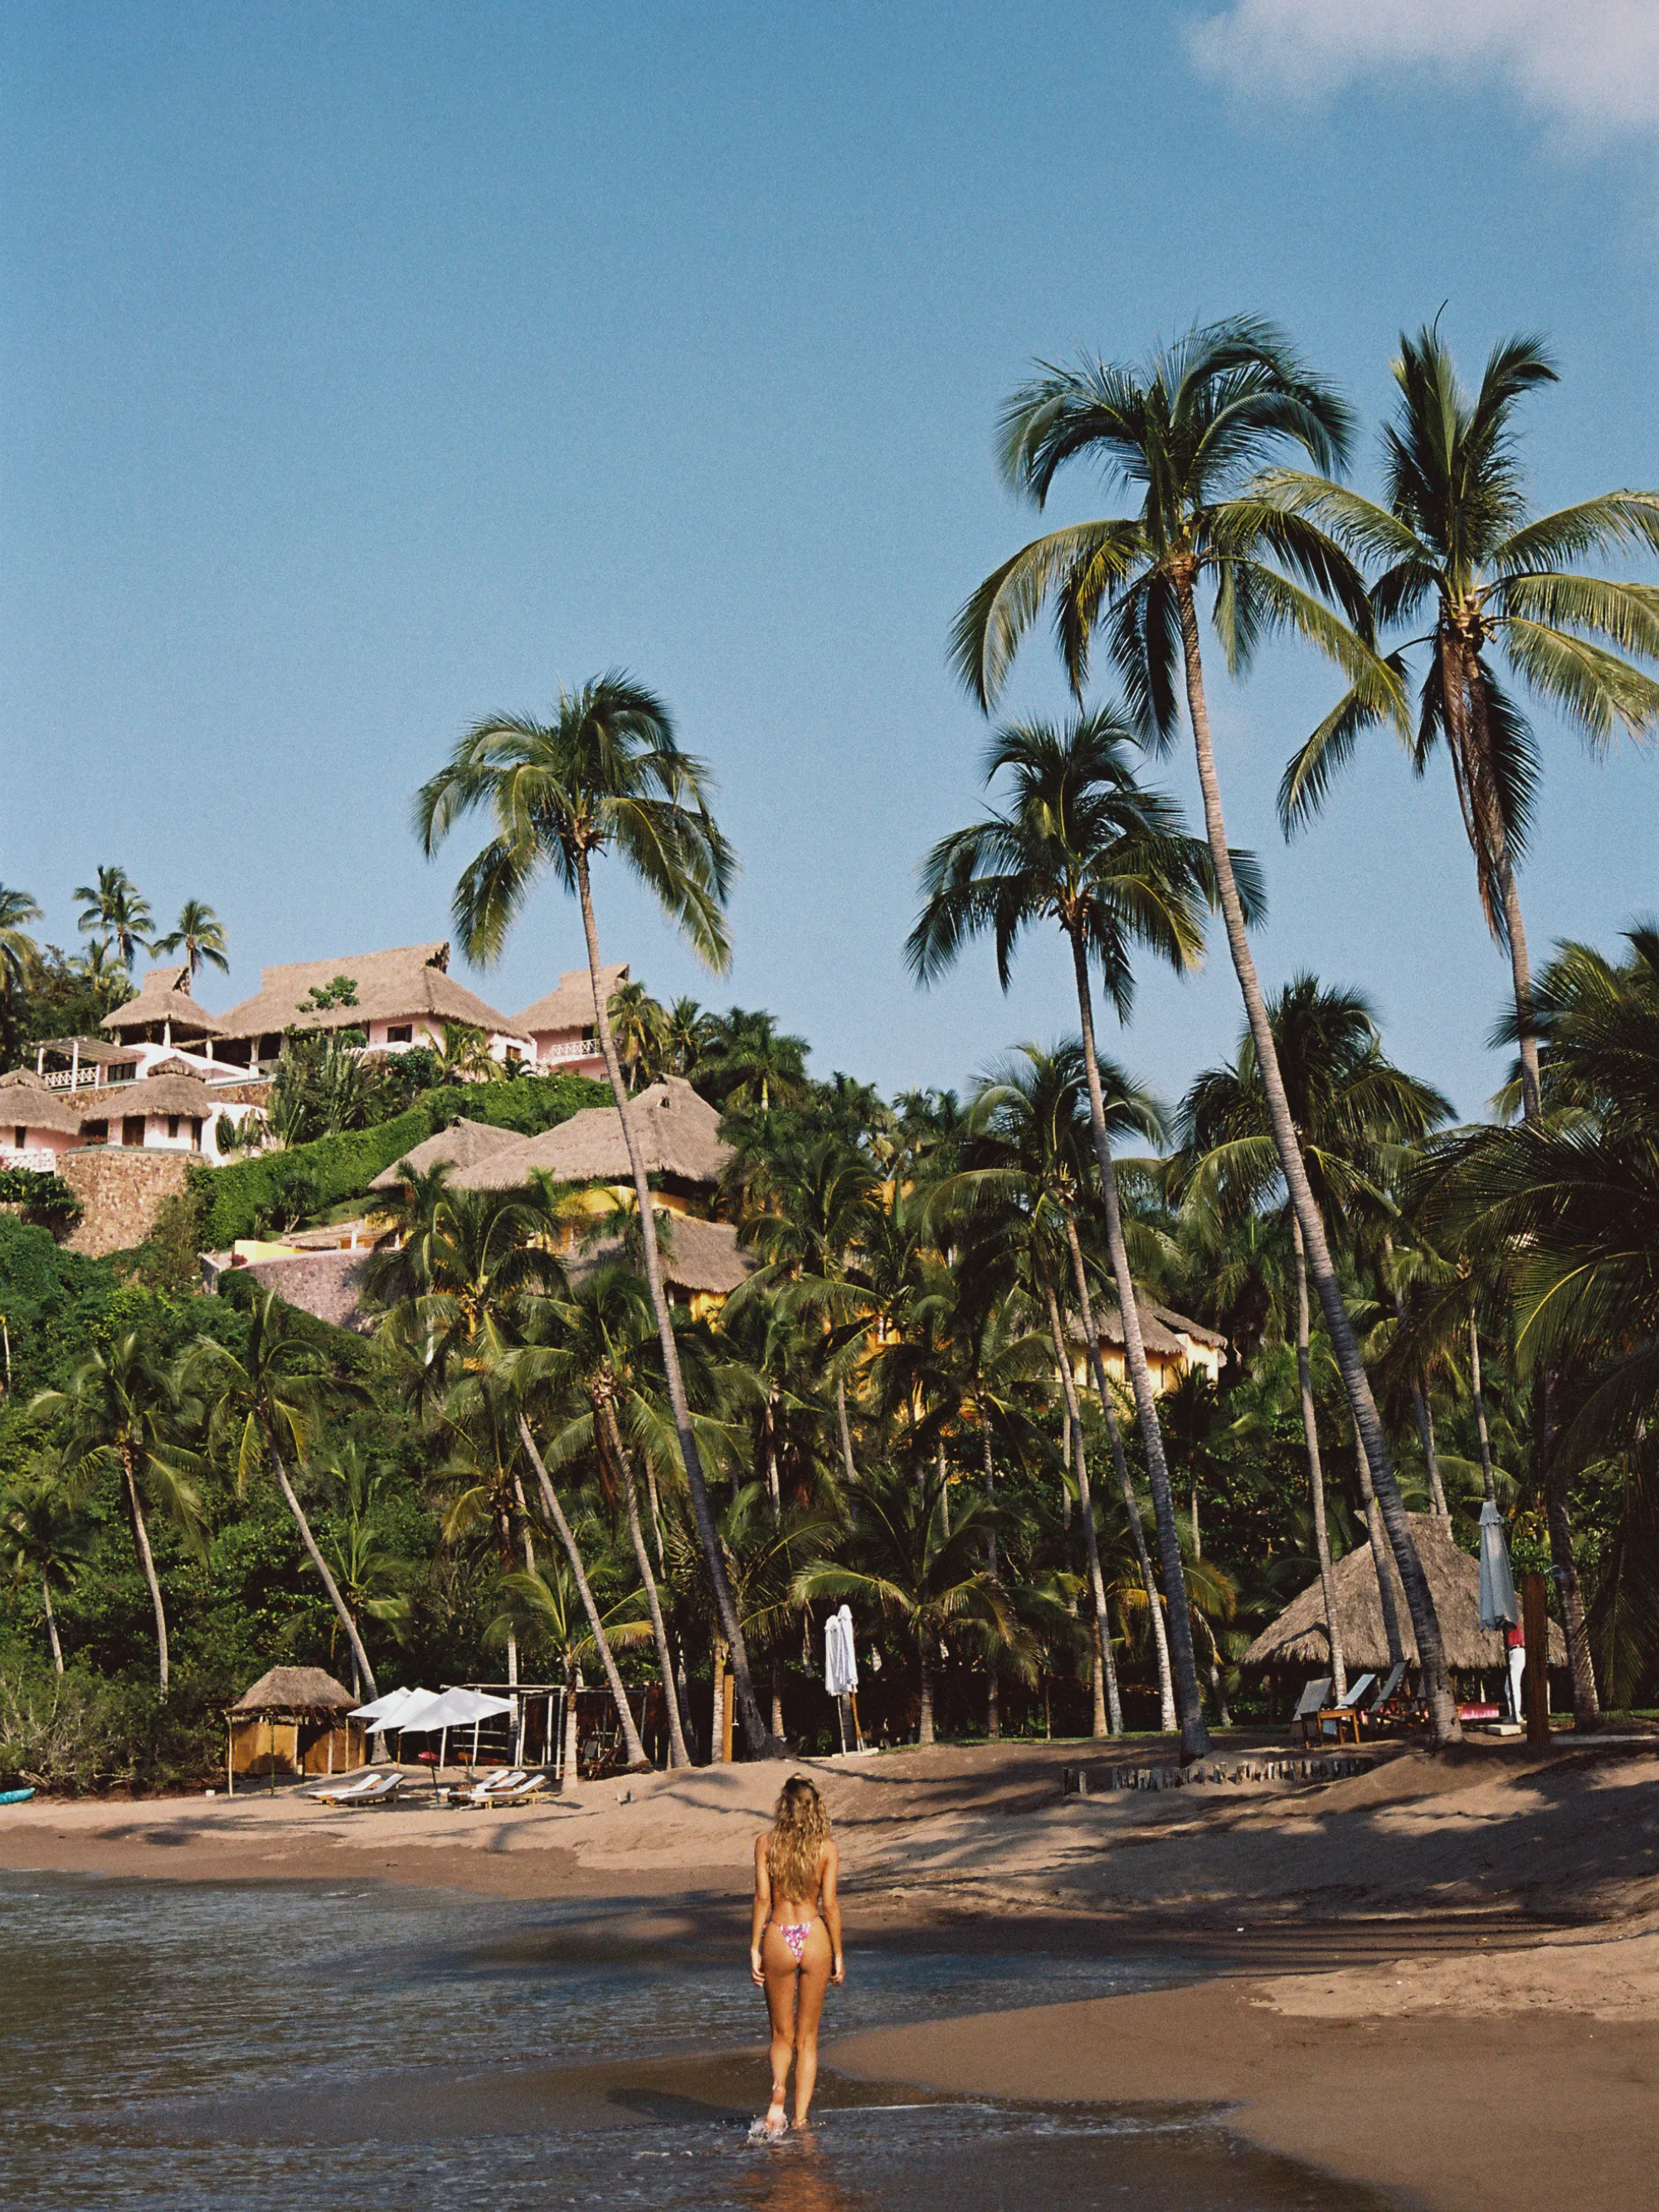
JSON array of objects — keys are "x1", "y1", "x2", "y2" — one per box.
[
  {"x1": 394, "y1": 1688, "x2": 513, "y2": 1733},
  {"x1": 350, "y1": 1687, "x2": 424, "y2": 1727},
  {"x1": 825, "y1": 1605, "x2": 859, "y2": 1696},
  {"x1": 1477, "y1": 1501, "x2": 1519, "y2": 1630}
]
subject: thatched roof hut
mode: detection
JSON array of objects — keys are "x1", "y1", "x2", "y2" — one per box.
[
  {"x1": 368, "y1": 1116, "x2": 524, "y2": 1192},
  {"x1": 454, "y1": 1077, "x2": 729, "y2": 1192},
  {"x1": 231, "y1": 1665, "x2": 356, "y2": 1714},
  {"x1": 226, "y1": 1666, "x2": 362, "y2": 1784},
  {"x1": 0, "y1": 1067, "x2": 89, "y2": 1137},
  {"x1": 1243, "y1": 1513, "x2": 1567, "y2": 1674}
]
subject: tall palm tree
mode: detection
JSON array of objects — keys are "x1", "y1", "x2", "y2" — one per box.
[
  {"x1": 911, "y1": 709, "x2": 1239, "y2": 1757},
  {"x1": 663, "y1": 996, "x2": 714, "y2": 1078},
  {"x1": 416, "y1": 674, "x2": 779, "y2": 1756},
  {"x1": 953, "y1": 318, "x2": 1461, "y2": 1744},
  {"x1": 73, "y1": 865, "x2": 154, "y2": 974},
  {"x1": 702, "y1": 1009, "x2": 810, "y2": 1113},
  {"x1": 498, "y1": 1551, "x2": 654, "y2": 1785},
  {"x1": 154, "y1": 899, "x2": 230, "y2": 981},
  {"x1": 191, "y1": 1293, "x2": 378, "y2": 1698},
  {"x1": 1272, "y1": 329, "x2": 1659, "y2": 1123},
  {"x1": 32, "y1": 1335, "x2": 205, "y2": 1693},
  {"x1": 1173, "y1": 978, "x2": 1452, "y2": 1701},
  {"x1": 795, "y1": 1464, "x2": 1010, "y2": 1748},
  {"x1": 309, "y1": 1443, "x2": 414, "y2": 1698},
  {"x1": 0, "y1": 884, "x2": 41, "y2": 1001},
  {"x1": 607, "y1": 980, "x2": 669, "y2": 1093}
]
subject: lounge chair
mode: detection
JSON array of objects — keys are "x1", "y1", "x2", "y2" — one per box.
[
  {"x1": 1360, "y1": 1664, "x2": 1408, "y2": 1732},
  {"x1": 1300, "y1": 1674, "x2": 1375, "y2": 1747},
  {"x1": 303, "y1": 1769, "x2": 386, "y2": 1801},
  {"x1": 453, "y1": 1769, "x2": 528, "y2": 1807},
  {"x1": 479, "y1": 1771, "x2": 550, "y2": 1808},
  {"x1": 1292, "y1": 1678, "x2": 1332, "y2": 1746},
  {"x1": 314, "y1": 1772, "x2": 403, "y2": 1809}
]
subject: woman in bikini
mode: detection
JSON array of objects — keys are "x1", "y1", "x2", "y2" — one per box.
[{"x1": 750, "y1": 1775, "x2": 844, "y2": 2138}]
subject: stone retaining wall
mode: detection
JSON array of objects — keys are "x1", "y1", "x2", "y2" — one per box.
[{"x1": 60, "y1": 1149, "x2": 193, "y2": 1256}]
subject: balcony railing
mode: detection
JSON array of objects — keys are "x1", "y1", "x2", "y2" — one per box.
[{"x1": 538, "y1": 1035, "x2": 601, "y2": 1062}]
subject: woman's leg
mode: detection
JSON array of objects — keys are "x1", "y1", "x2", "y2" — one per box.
[
  {"x1": 761, "y1": 1927, "x2": 799, "y2": 2127},
  {"x1": 788, "y1": 1922, "x2": 834, "y2": 2127}
]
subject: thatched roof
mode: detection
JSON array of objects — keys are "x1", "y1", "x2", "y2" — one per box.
[
  {"x1": 368, "y1": 1116, "x2": 525, "y2": 1192},
  {"x1": 1243, "y1": 1513, "x2": 1568, "y2": 1674},
  {"x1": 0, "y1": 1069, "x2": 89, "y2": 1136},
  {"x1": 454, "y1": 1077, "x2": 729, "y2": 1191},
  {"x1": 102, "y1": 966, "x2": 228, "y2": 1036},
  {"x1": 1071, "y1": 1298, "x2": 1228, "y2": 1361},
  {"x1": 572, "y1": 1214, "x2": 753, "y2": 1297},
  {"x1": 216, "y1": 943, "x2": 519, "y2": 1041},
  {"x1": 78, "y1": 1072, "x2": 216, "y2": 1118},
  {"x1": 231, "y1": 1665, "x2": 357, "y2": 1715},
  {"x1": 513, "y1": 963, "x2": 628, "y2": 1035}
]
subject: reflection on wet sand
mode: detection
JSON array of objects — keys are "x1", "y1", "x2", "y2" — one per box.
[{"x1": 734, "y1": 2128, "x2": 868, "y2": 2212}]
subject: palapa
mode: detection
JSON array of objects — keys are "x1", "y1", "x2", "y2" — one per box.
[
  {"x1": 1243, "y1": 1513, "x2": 1567, "y2": 1674},
  {"x1": 368, "y1": 1117, "x2": 525, "y2": 1191},
  {"x1": 452, "y1": 1077, "x2": 729, "y2": 1191},
  {"x1": 230, "y1": 1665, "x2": 357, "y2": 1716},
  {"x1": 0, "y1": 1068, "x2": 90, "y2": 1137},
  {"x1": 571, "y1": 1213, "x2": 753, "y2": 1296},
  {"x1": 101, "y1": 965, "x2": 228, "y2": 1036},
  {"x1": 513, "y1": 963, "x2": 628, "y2": 1035},
  {"x1": 214, "y1": 943, "x2": 519, "y2": 1043}
]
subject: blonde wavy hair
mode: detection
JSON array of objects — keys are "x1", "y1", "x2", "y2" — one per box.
[{"x1": 766, "y1": 1775, "x2": 831, "y2": 1901}]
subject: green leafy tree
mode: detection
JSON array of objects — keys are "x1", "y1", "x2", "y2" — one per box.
[
  {"x1": 606, "y1": 981, "x2": 669, "y2": 1093},
  {"x1": 953, "y1": 317, "x2": 1460, "y2": 1745},
  {"x1": 0, "y1": 1459, "x2": 88, "y2": 1673},
  {"x1": 0, "y1": 884, "x2": 41, "y2": 1005},
  {"x1": 416, "y1": 671, "x2": 780, "y2": 1757}
]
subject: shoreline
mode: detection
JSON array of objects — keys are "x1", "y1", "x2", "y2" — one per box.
[{"x1": 6, "y1": 1737, "x2": 1658, "y2": 2209}]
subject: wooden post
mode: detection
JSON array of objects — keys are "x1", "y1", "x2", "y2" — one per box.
[
  {"x1": 722, "y1": 1669, "x2": 735, "y2": 1763},
  {"x1": 1523, "y1": 1571, "x2": 1550, "y2": 1747}
]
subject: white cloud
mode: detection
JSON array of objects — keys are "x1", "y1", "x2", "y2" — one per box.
[{"x1": 1186, "y1": 1, "x2": 1659, "y2": 139}]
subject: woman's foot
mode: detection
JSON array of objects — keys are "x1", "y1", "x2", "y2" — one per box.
[{"x1": 748, "y1": 2098, "x2": 789, "y2": 2143}]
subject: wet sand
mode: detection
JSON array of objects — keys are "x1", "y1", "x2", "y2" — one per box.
[{"x1": 6, "y1": 1733, "x2": 1657, "y2": 2209}]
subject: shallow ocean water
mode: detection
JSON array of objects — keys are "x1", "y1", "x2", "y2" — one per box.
[{"x1": 1, "y1": 1873, "x2": 1392, "y2": 2208}]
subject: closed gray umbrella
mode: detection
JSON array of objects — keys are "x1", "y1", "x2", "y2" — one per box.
[{"x1": 1477, "y1": 1501, "x2": 1518, "y2": 1630}]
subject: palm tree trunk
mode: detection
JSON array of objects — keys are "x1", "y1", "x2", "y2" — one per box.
[
  {"x1": 1470, "y1": 1313, "x2": 1498, "y2": 1506},
  {"x1": 1094, "y1": 1605, "x2": 1123, "y2": 1737},
  {"x1": 600, "y1": 1399, "x2": 691, "y2": 1769},
  {"x1": 512, "y1": 1469, "x2": 538, "y2": 1574},
  {"x1": 1174, "y1": 573, "x2": 1457, "y2": 1744},
  {"x1": 40, "y1": 1570, "x2": 63, "y2": 1674},
  {"x1": 269, "y1": 1447, "x2": 377, "y2": 1700},
  {"x1": 980, "y1": 1414, "x2": 1000, "y2": 1740},
  {"x1": 917, "y1": 1629, "x2": 935, "y2": 1747},
  {"x1": 518, "y1": 1413, "x2": 649, "y2": 1768},
  {"x1": 1040, "y1": 1273, "x2": 1116, "y2": 1737},
  {"x1": 1384, "y1": 1235, "x2": 1450, "y2": 1521},
  {"x1": 1063, "y1": 1210, "x2": 1177, "y2": 1732},
  {"x1": 1495, "y1": 845, "x2": 1544, "y2": 1124},
  {"x1": 1351, "y1": 1413, "x2": 1405, "y2": 1669},
  {"x1": 574, "y1": 852, "x2": 776, "y2": 1760},
  {"x1": 1068, "y1": 935, "x2": 1206, "y2": 1757},
  {"x1": 1292, "y1": 1216, "x2": 1347, "y2": 1700},
  {"x1": 936, "y1": 1439, "x2": 951, "y2": 1536},
  {"x1": 835, "y1": 1376, "x2": 859, "y2": 1485},
  {"x1": 562, "y1": 1666, "x2": 581, "y2": 1786},
  {"x1": 121, "y1": 1449, "x2": 169, "y2": 1697}
]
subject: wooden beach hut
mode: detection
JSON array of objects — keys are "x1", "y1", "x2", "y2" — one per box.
[
  {"x1": 1243, "y1": 1513, "x2": 1566, "y2": 1703},
  {"x1": 226, "y1": 1666, "x2": 363, "y2": 1786}
]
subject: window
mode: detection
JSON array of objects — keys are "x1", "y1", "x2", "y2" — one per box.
[
  {"x1": 122, "y1": 1116, "x2": 146, "y2": 1148},
  {"x1": 85, "y1": 1119, "x2": 108, "y2": 1144},
  {"x1": 13, "y1": 1127, "x2": 24, "y2": 1148},
  {"x1": 387, "y1": 1024, "x2": 412, "y2": 1045},
  {"x1": 167, "y1": 1116, "x2": 180, "y2": 1140},
  {"x1": 190, "y1": 1118, "x2": 203, "y2": 1150}
]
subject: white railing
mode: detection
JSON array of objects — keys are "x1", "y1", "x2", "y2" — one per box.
[
  {"x1": 0, "y1": 1148, "x2": 60, "y2": 1173},
  {"x1": 41, "y1": 1068, "x2": 109, "y2": 1090},
  {"x1": 538, "y1": 1035, "x2": 601, "y2": 1062}
]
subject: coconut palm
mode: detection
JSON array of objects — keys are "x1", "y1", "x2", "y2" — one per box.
[
  {"x1": 73, "y1": 865, "x2": 154, "y2": 973},
  {"x1": 154, "y1": 899, "x2": 230, "y2": 980},
  {"x1": 309, "y1": 1443, "x2": 415, "y2": 1699},
  {"x1": 1171, "y1": 978, "x2": 1452, "y2": 1701},
  {"x1": 700, "y1": 1008, "x2": 810, "y2": 1113},
  {"x1": 0, "y1": 884, "x2": 41, "y2": 1001},
  {"x1": 416, "y1": 674, "x2": 779, "y2": 1758},
  {"x1": 0, "y1": 1460, "x2": 87, "y2": 1674},
  {"x1": 911, "y1": 709, "x2": 1240, "y2": 1756},
  {"x1": 607, "y1": 980, "x2": 669, "y2": 1093},
  {"x1": 190, "y1": 1292, "x2": 378, "y2": 1698},
  {"x1": 953, "y1": 318, "x2": 1459, "y2": 1743},
  {"x1": 663, "y1": 996, "x2": 714, "y2": 1078},
  {"x1": 496, "y1": 1552, "x2": 654, "y2": 1784},
  {"x1": 32, "y1": 1335, "x2": 205, "y2": 1693},
  {"x1": 795, "y1": 1464, "x2": 1010, "y2": 1748},
  {"x1": 1272, "y1": 329, "x2": 1659, "y2": 1123}
]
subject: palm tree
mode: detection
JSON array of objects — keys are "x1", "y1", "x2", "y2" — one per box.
[
  {"x1": 701, "y1": 1008, "x2": 810, "y2": 1113},
  {"x1": 607, "y1": 980, "x2": 669, "y2": 1092},
  {"x1": 1272, "y1": 329, "x2": 1659, "y2": 1123},
  {"x1": 663, "y1": 996, "x2": 714, "y2": 1078},
  {"x1": 0, "y1": 884, "x2": 41, "y2": 1001},
  {"x1": 73, "y1": 865, "x2": 154, "y2": 974},
  {"x1": 1173, "y1": 978, "x2": 1452, "y2": 1702},
  {"x1": 795, "y1": 1465, "x2": 1010, "y2": 1748},
  {"x1": 32, "y1": 1335, "x2": 205, "y2": 1693},
  {"x1": 0, "y1": 1461, "x2": 87, "y2": 1673},
  {"x1": 191, "y1": 1293, "x2": 378, "y2": 1698},
  {"x1": 497, "y1": 1551, "x2": 654, "y2": 1784},
  {"x1": 953, "y1": 318, "x2": 1461, "y2": 1745},
  {"x1": 911, "y1": 709, "x2": 1238, "y2": 1757},
  {"x1": 154, "y1": 899, "x2": 230, "y2": 981},
  {"x1": 416, "y1": 675, "x2": 780, "y2": 1757},
  {"x1": 435, "y1": 1023, "x2": 501, "y2": 1084},
  {"x1": 309, "y1": 1443, "x2": 414, "y2": 1698}
]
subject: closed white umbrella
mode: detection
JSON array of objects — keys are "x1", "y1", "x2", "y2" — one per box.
[
  {"x1": 1477, "y1": 1501, "x2": 1519, "y2": 1630},
  {"x1": 824, "y1": 1607, "x2": 859, "y2": 1696}
]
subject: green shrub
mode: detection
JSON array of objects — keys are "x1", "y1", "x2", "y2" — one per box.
[
  {"x1": 0, "y1": 1665, "x2": 226, "y2": 1795},
  {"x1": 0, "y1": 1167, "x2": 82, "y2": 1224},
  {"x1": 422, "y1": 1071, "x2": 611, "y2": 1137},
  {"x1": 189, "y1": 1106, "x2": 431, "y2": 1247}
]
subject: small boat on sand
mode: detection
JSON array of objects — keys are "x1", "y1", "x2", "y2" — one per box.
[{"x1": 0, "y1": 1787, "x2": 36, "y2": 1805}]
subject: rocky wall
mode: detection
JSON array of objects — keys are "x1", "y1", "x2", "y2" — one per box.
[{"x1": 60, "y1": 1148, "x2": 193, "y2": 1256}]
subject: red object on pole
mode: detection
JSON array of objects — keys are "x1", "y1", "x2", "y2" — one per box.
[{"x1": 1523, "y1": 1571, "x2": 1550, "y2": 1747}]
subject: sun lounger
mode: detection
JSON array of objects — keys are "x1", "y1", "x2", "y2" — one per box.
[
  {"x1": 1299, "y1": 1674, "x2": 1375, "y2": 1746},
  {"x1": 453, "y1": 1769, "x2": 528, "y2": 1807},
  {"x1": 480, "y1": 1771, "x2": 550, "y2": 1807},
  {"x1": 313, "y1": 1772, "x2": 403, "y2": 1809},
  {"x1": 303, "y1": 1769, "x2": 386, "y2": 1801},
  {"x1": 1292, "y1": 1678, "x2": 1332, "y2": 1746}
]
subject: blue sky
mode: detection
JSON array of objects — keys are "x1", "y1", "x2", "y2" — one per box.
[{"x1": 3, "y1": 2, "x2": 1657, "y2": 1120}]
